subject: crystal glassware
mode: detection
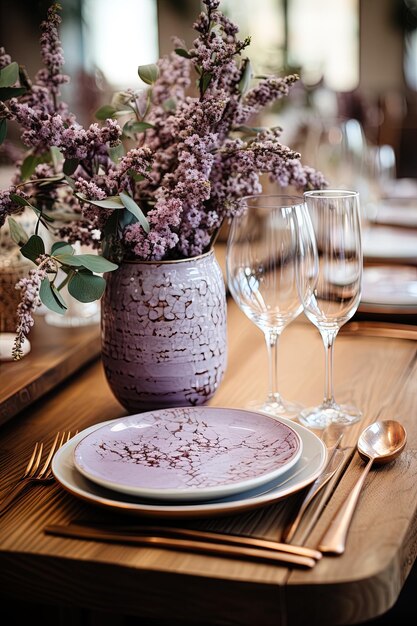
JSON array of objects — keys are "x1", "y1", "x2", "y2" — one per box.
[
  {"x1": 297, "y1": 189, "x2": 363, "y2": 429},
  {"x1": 226, "y1": 194, "x2": 310, "y2": 419}
]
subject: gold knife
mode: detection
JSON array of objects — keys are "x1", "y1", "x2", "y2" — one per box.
[{"x1": 44, "y1": 523, "x2": 320, "y2": 568}]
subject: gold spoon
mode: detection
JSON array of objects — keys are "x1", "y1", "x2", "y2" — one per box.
[{"x1": 318, "y1": 420, "x2": 407, "y2": 555}]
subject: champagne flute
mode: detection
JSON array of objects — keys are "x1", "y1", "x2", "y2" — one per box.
[
  {"x1": 226, "y1": 195, "x2": 310, "y2": 419},
  {"x1": 297, "y1": 189, "x2": 363, "y2": 429}
]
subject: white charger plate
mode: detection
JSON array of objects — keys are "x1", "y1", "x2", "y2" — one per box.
[
  {"x1": 52, "y1": 416, "x2": 326, "y2": 519},
  {"x1": 72, "y1": 407, "x2": 303, "y2": 502}
]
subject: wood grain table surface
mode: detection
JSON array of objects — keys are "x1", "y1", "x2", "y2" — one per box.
[
  {"x1": 0, "y1": 296, "x2": 416, "y2": 626},
  {"x1": 0, "y1": 315, "x2": 101, "y2": 427}
]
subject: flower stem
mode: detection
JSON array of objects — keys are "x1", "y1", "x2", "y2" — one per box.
[{"x1": 57, "y1": 269, "x2": 74, "y2": 291}]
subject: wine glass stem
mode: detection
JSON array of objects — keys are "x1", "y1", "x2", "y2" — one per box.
[
  {"x1": 320, "y1": 329, "x2": 338, "y2": 407},
  {"x1": 265, "y1": 330, "x2": 280, "y2": 403}
]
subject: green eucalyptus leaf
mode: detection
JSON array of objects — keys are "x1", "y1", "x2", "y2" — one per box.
[
  {"x1": 63, "y1": 158, "x2": 79, "y2": 176},
  {"x1": 200, "y1": 72, "x2": 212, "y2": 95},
  {"x1": 38, "y1": 174, "x2": 66, "y2": 187},
  {"x1": 75, "y1": 193, "x2": 124, "y2": 209},
  {"x1": 54, "y1": 253, "x2": 84, "y2": 267},
  {"x1": 0, "y1": 86, "x2": 26, "y2": 101},
  {"x1": 136, "y1": 91, "x2": 150, "y2": 119},
  {"x1": 18, "y1": 66, "x2": 31, "y2": 91},
  {"x1": 119, "y1": 191, "x2": 150, "y2": 233},
  {"x1": 122, "y1": 122, "x2": 133, "y2": 138},
  {"x1": 175, "y1": 48, "x2": 191, "y2": 59},
  {"x1": 50, "y1": 146, "x2": 63, "y2": 169},
  {"x1": 74, "y1": 254, "x2": 118, "y2": 273},
  {"x1": 20, "y1": 234, "x2": 45, "y2": 262},
  {"x1": 10, "y1": 193, "x2": 29, "y2": 207},
  {"x1": 0, "y1": 62, "x2": 19, "y2": 88},
  {"x1": 113, "y1": 109, "x2": 134, "y2": 117},
  {"x1": 64, "y1": 174, "x2": 76, "y2": 190},
  {"x1": 68, "y1": 271, "x2": 106, "y2": 302},
  {"x1": 0, "y1": 118, "x2": 7, "y2": 145},
  {"x1": 132, "y1": 121, "x2": 154, "y2": 131},
  {"x1": 51, "y1": 284, "x2": 68, "y2": 309},
  {"x1": 40, "y1": 278, "x2": 67, "y2": 314},
  {"x1": 138, "y1": 63, "x2": 159, "y2": 85},
  {"x1": 110, "y1": 90, "x2": 133, "y2": 109},
  {"x1": 129, "y1": 171, "x2": 145, "y2": 183},
  {"x1": 234, "y1": 125, "x2": 266, "y2": 136},
  {"x1": 51, "y1": 241, "x2": 74, "y2": 256},
  {"x1": 119, "y1": 208, "x2": 136, "y2": 228},
  {"x1": 108, "y1": 142, "x2": 125, "y2": 163},
  {"x1": 95, "y1": 105, "x2": 117, "y2": 120},
  {"x1": 10, "y1": 194, "x2": 55, "y2": 222},
  {"x1": 7, "y1": 217, "x2": 28, "y2": 246},
  {"x1": 238, "y1": 59, "x2": 252, "y2": 95},
  {"x1": 21, "y1": 154, "x2": 39, "y2": 181},
  {"x1": 22, "y1": 174, "x2": 64, "y2": 186},
  {"x1": 162, "y1": 97, "x2": 176, "y2": 112},
  {"x1": 123, "y1": 121, "x2": 154, "y2": 138}
]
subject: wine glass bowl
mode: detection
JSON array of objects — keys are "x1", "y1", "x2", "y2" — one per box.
[
  {"x1": 226, "y1": 195, "x2": 308, "y2": 419},
  {"x1": 297, "y1": 189, "x2": 363, "y2": 429}
]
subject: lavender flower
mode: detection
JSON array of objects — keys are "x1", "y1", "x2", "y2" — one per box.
[
  {"x1": 235, "y1": 74, "x2": 300, "y2": 125},
  {"x1": 153, "y1": 45, "x2": 191, "y2": 108},
  {"x1": 0, "y1": 187, "x2": 28, "y2": 227},
  {"x1": 12, "y1": 255, "x2": 55, "y2": 360},
  {"x1": 75, "y1": 178, "x2": 107, "y2": 200},
  {"x1": 0, "y1": 0, "x2": 328, "y2": 356},
  {"x1": 36, "y1": 3, "x2": 69, "y2": 98}
]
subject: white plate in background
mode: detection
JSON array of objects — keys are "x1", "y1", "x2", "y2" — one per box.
[
  {"x1": 363, "y1": 227, "x2": 417, "y2": 264},
  {"x1": 360, "y1": 265, "x2": 417, "y2": 314},
  {"x1": 372, "y1": 200, "x2": 417, "y2": 229}
]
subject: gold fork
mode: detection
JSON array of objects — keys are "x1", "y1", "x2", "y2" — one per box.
[{"x1": 0, "y1": 431, "x2": 73, "y2": 516}]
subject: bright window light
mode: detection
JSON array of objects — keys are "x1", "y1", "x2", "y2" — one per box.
[
  {"x1": 220, "y1": 0, "x2": 285, "y2": 73},
  {"x1": 405, "y1": 31, "x2": 417, "y2": 91},
  {"x1": 82, "y1": 0, "x2": 159, "y2": 88},
  {"x1": 217, "y1": 0, "x2": 358, "y2": 91},
  {"x1": 288, "y1": 0, "x2": 359, "y2": 91}
]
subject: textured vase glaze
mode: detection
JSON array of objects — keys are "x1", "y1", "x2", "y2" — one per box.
[{"x1": 101, "y1": 250, "x2": 227, "y2": 412}]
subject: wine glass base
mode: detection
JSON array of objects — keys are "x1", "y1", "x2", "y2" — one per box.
[
  {"x1": 297, "y1": 403, "x2": 362, "y2": 430},
  {"x1": 246, "y1": 397, "x2": 304, "y2": 421}
]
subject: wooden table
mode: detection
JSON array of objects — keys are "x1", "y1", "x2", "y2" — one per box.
[{"x1": 0, "y1": 297, "x2": 416, "y2": 626}]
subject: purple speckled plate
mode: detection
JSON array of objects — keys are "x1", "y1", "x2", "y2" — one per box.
[{"x1": 73, "y1": 407, "x2": 302, "y2": 502}]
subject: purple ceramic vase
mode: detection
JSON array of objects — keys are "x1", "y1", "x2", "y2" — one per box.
[{"x1": 101, "y1": 249, "x2": 227, "y2": 412}]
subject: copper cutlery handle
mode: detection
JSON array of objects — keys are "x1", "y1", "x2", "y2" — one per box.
[
  {"x1": 283, "y1": 448, "x2": 344, "y2": 544},
  {"x1": 44, "y1": 524, "x2": 317, "y2": 568},
  {"x1": 68, "y1": 522, "x2": 321, "y2": 560},
  {"x1": 318, "y1": 457, "x2": 373, "y2": 555}
]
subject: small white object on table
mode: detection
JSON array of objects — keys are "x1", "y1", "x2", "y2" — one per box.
[{"x1": 0, "y1": 333, "x2": 31, "y2": 361}]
